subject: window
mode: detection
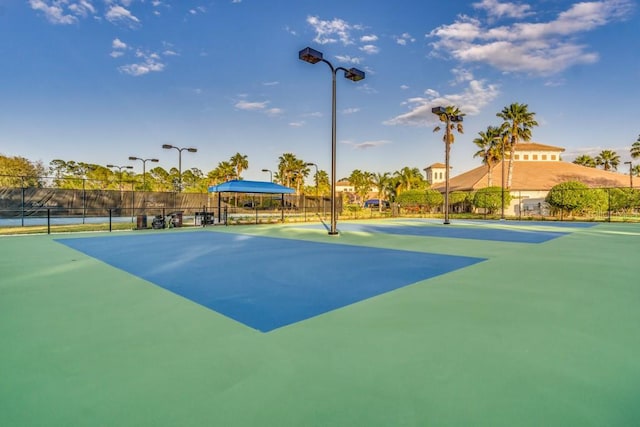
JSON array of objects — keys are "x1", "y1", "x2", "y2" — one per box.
[
  {"x1": 551, "y1": 155, "x2": 556, "y2": 160},
  {"x1": 523, "y1": 154, "x2": 529, "y2": 160},
  {"x1": 533, "y1": 154, "x2": 538, "y2": 160},
  {"x1": 514, "y1": 154, "x2": 520, "y2": 160},
  {"x1": 542, "y1": 155, "x2": 547, "y2": 160}
]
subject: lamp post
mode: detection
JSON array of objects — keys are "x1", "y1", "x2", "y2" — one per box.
[
  {"x1": 500, "y1": 135, "x2": 507, "y2": 220},
  {"x1": 299, "y1": 46, "x2": 365, "y2": 235},
  {"x1": 106, "y1": 164, "x2": 133, "y2": 191},
  {"x1": 162, "y1": 144, "x2": 197, "y2": 192},
  {"x1": 305, "y1": 162, "x2": 319, "y2": 198},
  {"x1": 431, "y1": 106, "x2": 463, "y2": 225},
  {"x1": 128, "y1": 157, "x2": 159, "y2": 190},
  {"x1": 261, "y1": 169, "x2": 273, "y2": 182},
  {"x1": 624, "y1": 161, "x2": 633, "y2": 188}
]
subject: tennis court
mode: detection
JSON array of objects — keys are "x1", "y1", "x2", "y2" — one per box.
[{"x1": 1, "y1": 219, "x2": 639, "y2": 426}]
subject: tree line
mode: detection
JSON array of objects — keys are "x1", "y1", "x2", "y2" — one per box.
[{"x1": 2, "y1": 105, "x2": 639, "y2": 199}]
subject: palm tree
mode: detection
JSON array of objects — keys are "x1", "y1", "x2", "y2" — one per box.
[
  {"x1": 277, "y1": 153, "x2": 301, "y2": 189},
  {"x1": 433, "y1": 105, "x2": 465, "y2": 159},
  {"x1": 349, "y1": 169, "x2": 373, "y2": 205},
  {"x1": 496, "y1": 103, "x2": 538, "y2": 188},
  {"x1": 371, "y1": 172, "x2": 390, "y2": 212},
  {"x1": 393, "y1": 166, "x2": 422, "y2": 195},
  {"x1": 230, "y1": 153, "x2": 249, "y2": 180},
  {"x1": 290, "y1": 160, "x2": 310, "y2": 195},
  {"x1": 595, "y1": 150, "x2": 620, "y2": 171},
  {"x1": 473, "y1": 126, "x2": 503, "y2": 186},
  {"x1": 631, "y1": 134, "x2": 640, "y2": 159},
  {"x1": 573, "y1": 155, "x2": 597, "y2": 168}
]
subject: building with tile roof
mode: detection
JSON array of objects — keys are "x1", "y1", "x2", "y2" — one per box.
[{"x1": 430, "y1": 143, "x2": 633, "y2": 215}]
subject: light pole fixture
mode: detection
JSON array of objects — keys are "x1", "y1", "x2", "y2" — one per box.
[
  {"x1": 106, "y1": 164, "x2": 133, "y2": 191},
  {"x1": 299, "y1": 46, "x2": 365, "y2": 235},
  {"x1": 261, "y1": 169, "x2": 273, "y2": 182},
  {"x1": 624, "y1": 161, "x2": 633, "y2": 188},
  {"x1": 162, "y1": 144, "x2": 197, "y2": 192},
  {"x1": 305, "y1": 162, "x2": 319, "y2": 198},
  {"x1": 431, "y1": 106, "x2": 463, "y2": 225},
  {"x1": 128, "y1": 156, "x2": 159, "y2": 190}
]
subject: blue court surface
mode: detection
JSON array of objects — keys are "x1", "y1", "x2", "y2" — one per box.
[
  {"x1": 57, "y1": 231, "x2": 485, "y2": 332},
  {"x1": 307, "y1": 222, "x2": 570, "y2": 243}
]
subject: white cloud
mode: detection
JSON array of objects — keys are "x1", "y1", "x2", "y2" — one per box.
[
  {"x1": 306, "y1": 15, "x2": 362, "y2": 45},
  {"x1": 234, "y1": 99, "x2": 283, "y2": 117},
  {"x1": 361, "y1": 34, "x2": 378, "y2": 42},
  {"x1": 451, "y1": 68, "x2": 474, "y2": 84},
  {"x1": 350, "y1": 140, "x2": 391, "y2": 150},
  {"x1": 342, "y1": 108, "x2": 361, "y2": 114},
  {"x1": 383, "y1": 79, "x2": 500, "y2": 127},
  {"x1": 428, "y1": 0, "x2": 635, "y2": 76},
  {"x1": 110, "y1": 51, "x2": 124, "y2": 58},
  {"x1": 106, "y1": 5, "x2": 140, "y2": 26},
  {"x1": 263, "y1": 81, "x2": 280, "y2": 86},
  {"x1": 235, "y1": 100, "x2": 269, "y2": 111},
  {"x1": 334, "y1": 55, "x2": 362, "y2": 64},
  {"x1": 395, "y1": 32, "x2": 416, "y2": 45},
  {"x1": 289, "y1": 121, "x2": 305, "y2": 127},
  {"x1": 29, "y1": 0, "x2": 80, "y2": 24},
  {"x1": 472, "y1": 0, "x2": 533, "y2": 19},
  {"x1": 118, "y1": 49, "x2": 165, "y2": 76},
  {"x1": 112, "y1": 38, "x2": 127, "y2": 50},
  {"x1": 359, "y1": 44, "x2": 379, "y2": 55},
  {"x1": 400, "y1": 84, "x2": 410, "y2": 90}
]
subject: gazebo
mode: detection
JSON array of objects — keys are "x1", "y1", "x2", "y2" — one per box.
[{"x1": 207, "y1": 180, "x2": 295, "y2": 223}]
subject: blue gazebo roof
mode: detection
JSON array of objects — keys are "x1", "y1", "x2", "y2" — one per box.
[{"x1": 208, "y1": 180, "x2": 295, "y2": 194}]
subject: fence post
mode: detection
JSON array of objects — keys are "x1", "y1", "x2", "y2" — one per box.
[
  {"x1": 109, "y1": 208, "x2": 112, "y2": 232},
  {"x1": 47, "y1": 208, "x2": 51, "y2": 234},
  {"x1": 608, "y1": 188, "x2": 611, "y2": 222}
]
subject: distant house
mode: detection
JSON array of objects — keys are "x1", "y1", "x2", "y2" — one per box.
[
  {"x1": 424, "y1": 163, "x2": 450, "y2": 185},
  {"x1": 431, "y1": 143, "x2": 633, "y2": 215}
]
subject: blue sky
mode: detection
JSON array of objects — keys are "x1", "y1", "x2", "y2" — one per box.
[{"x1": 1, "y1": 0, "x2": 639, "y2": 182}]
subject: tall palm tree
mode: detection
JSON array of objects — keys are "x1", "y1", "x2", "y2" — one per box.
[
  {"x1": 631, "y1": 134, "x2": 640, "y2": 159},
  {"x1": 573, "y1": 155, "x2": 597, "y2": 168},
  {"x1": 496, "y1": 103, "x2": 538, "y2": 188},
  {"x1": 371, "y1": 172, "x2": 390, "y2": 212},
  {"x1": 230, "y1": 153, "x2": 249, "y2": 180},
  {"x1": 277, "y1": 152, "x2": 300, "y2": 188},
  {"x1": 473, "y1": 125, "x2": 503, "y2": 187},
  {"x1": 595, "y1": 150, "x2": 620, "y2": 171},
  {"x1": 433, "y1": 105, "x2": 465, "y2": 158}
]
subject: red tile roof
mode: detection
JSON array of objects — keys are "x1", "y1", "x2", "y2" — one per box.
[{"x1": 433, "y1": 161, "x2": 632, "y2": 191}]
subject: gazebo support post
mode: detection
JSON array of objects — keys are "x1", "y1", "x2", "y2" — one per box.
[{"x1": 281, "y1": 194, "x2": 285, "y2": 222}]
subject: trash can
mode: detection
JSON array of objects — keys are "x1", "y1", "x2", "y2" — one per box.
[
  {"x1": 174, "y1": 212, "x2": 183, "y2": 227},
  {"x1": 136, "y1": 215, "x2": 147, "y2": 229}
]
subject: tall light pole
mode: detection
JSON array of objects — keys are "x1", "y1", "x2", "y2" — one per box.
[
  {"x1": 261, "y1": 169, "x2": 273, "y2": 182},
  {"x1": 106, "y1": 164, "x2": 133, "y2": 191},
  {"x1": 305, "y1": 162, "x2": 319, "y2": 198},
  {"x1": 128, "y1": 157, "x2": 159, "y2": 190},
  {"x1": 299, "y1": 47, "x2": 365, "y2": 235},
  {"x1": 624, "y1": 161, "x2": 633, "y2": 188},
  {"x1": 162, "y1": 144, "x2": 197, "y2": 192},
  {"x1": 500, "y1": 135, "x2": 507, "y2": 220},
  {"x1": 431, "y1": 106, "x2": 463, "y2": 225}
]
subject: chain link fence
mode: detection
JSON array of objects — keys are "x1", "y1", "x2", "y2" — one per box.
[{"x1": 1, "y1": 176, "x2": 638, "y2": 233}]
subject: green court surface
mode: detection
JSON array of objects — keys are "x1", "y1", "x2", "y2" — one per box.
[{"x1": 1, "y1": 220, "x2": 639, "y2": 426}]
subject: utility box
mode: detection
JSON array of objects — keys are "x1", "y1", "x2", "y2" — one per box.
[{"x1": 136, "y1": 215, "x2": 147, "y2": 229}]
